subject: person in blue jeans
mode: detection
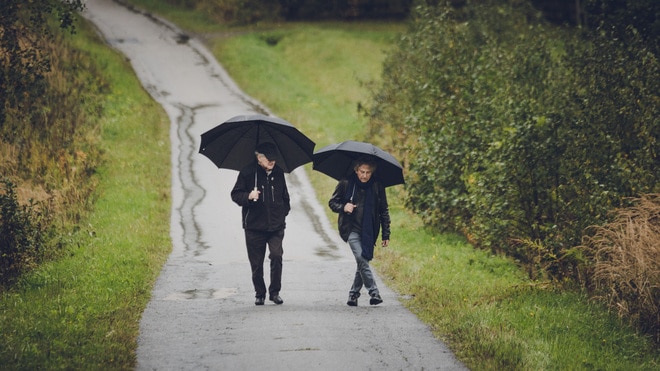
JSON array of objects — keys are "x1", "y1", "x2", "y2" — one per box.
[
  {"x1": 231, "y1": 142, "x2": 290, "y2": 306},
  {"x1": 329, "y1": 156, "x2": 391, "y2": 306}
]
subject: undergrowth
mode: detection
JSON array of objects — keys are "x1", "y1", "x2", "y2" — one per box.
[{"x1": 581, "y1": 194, "x2": 660, "y2": 342}]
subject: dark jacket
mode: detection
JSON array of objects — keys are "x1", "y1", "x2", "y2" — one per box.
[
  {"x1": 231, "y1": 163, "x2": 290, "y2": 231},
  {"x1": 328, "y1": 178, "x2": 391, "y2": 244}
]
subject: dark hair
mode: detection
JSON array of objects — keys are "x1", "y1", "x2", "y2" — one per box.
[
  {"x1": 255, "y1": 142, "x2": 278, "y2": 161},
  {"x1": 353, "y1": 156, "x2": 378, "y2": 171}
]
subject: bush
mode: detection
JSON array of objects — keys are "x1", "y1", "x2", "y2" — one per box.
[
  {"x1": 0, "y1": 16, "x2": 106, "y2": 287},
  {"x1": 0, "y1": 0, "x2": 84, "y2": 131},
  {"x1": 366, "y1": 0, "x2": 660, "y2": 281},
  {"x1": 0, "y1": 179, "x2": 53, "y2": 286},
  {"x1": 170, "y1": 0, "x2": 282, "y2": 24},
  {"x1": 579, "y1": 194, "x2": 660, "y2": 341},
  {"x1": 162, "y1": 0, "x2": 412, "y2": 23}
]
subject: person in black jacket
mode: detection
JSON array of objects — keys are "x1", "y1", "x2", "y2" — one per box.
[
  {"x1": 329, "y1": 156, "x2": 391, "y2": 306},
  {"x1": 231, "y1": 142, "x2": 290, "y2": 306}
]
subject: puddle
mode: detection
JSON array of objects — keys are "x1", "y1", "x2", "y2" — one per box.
[
  {"x1": 109, "y1": 37, "x2": 140, "y2": 44},
  {"x1": 175, "y1": 33, "x2": 190, "y2": 44},
  {"x1": 164, "y1": 287, "x2": 238, "y2": 300}
]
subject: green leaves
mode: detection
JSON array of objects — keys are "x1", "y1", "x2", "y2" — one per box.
[
  {"x1": 0, "y1": 0, "x2": 84, "y2": 131},
  {"x1": 368, "y1": 0, "x2": 660, "y2": 281},
  {"x1": 0, "y1": 179, "x2": 52, "y2": 286}
]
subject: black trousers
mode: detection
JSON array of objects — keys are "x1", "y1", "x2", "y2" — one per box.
[{"x1": 245, "y1": 229, "x2": 284, "y2": 298}]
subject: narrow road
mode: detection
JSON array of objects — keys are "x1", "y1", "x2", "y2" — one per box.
[{"x1": 83, "y1": 0, "x2": 467, "y2": 369}]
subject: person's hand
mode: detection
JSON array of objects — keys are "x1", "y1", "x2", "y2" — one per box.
[
  {"x1": 249, "y1": 189, "x2": 260, "y2": 201},
  {"x1": 381, "y1": 239, "x2": 389, "y2": 247},
  {"x1": 344, "y1": 203, "x2": 355, "y2": 214}
]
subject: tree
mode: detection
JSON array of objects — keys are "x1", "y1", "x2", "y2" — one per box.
[{"x1": 0, "y1": 0, "x2": 84, "y2": 136}]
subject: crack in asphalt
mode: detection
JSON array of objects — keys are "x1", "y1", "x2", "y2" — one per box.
[{"x1": 174, "y1": 103, "x2": 209, "y2": 256}]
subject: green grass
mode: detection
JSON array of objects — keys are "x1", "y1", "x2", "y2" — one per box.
[
  {"x1": 0, "y1": 20, "x2": 171, "y2": 369},
  {"x1": 378, "y1": 216, "x2": 659, "y2": 369},
  {"x1": 213, "y1": 23, "x2": 396, "y2": 144}
]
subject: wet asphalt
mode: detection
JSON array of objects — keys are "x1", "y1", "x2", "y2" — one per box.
[{"x1": 83, "y1": 0, "x2": 468, "y2": 369}]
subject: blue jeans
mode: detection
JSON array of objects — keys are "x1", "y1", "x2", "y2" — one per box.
[{"x1": 348, "y1": 232, "x2": 379, "y2": 297}]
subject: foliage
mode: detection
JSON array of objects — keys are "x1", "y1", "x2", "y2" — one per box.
[
  {"x1": 156, "y1": 0, "x2": 412, "y2": 24},
  {"x1": 580, "y1": 194, "x2": 660, "y2": 342},
  {"x1": 193, "y1": 0, "x2": 283, "y2": 24},
  {"x1": 0, "y1": 18, "x2": 171, "y2": 369},
  {"x1": 0, "y1": 9, "x2": 107, "y2": 286},
  {"x1": 3, "y1": 29, "x2": 108, "y2": 183},
  {"x1": 0, "y1": 179, "x2": 53, "y2": 286},
  {"x1": 584, "y1": 0, "x2": 660, "y2": 55},
  {"x1": 367, "y1": 0, "x2": 660, "y2": 341},
  {"x1": 0, "y1": 0, "x2": 85, "y2": 131},
  {"x1": 367, "y1": 0, "x2": 660, "y2": 284},
  {"x1": 277, "y1": 0, "x2": 413, "y2": 20}
]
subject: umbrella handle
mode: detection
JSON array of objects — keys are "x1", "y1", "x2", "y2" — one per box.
[
  {"x1": 252, "y1": 187, "x2": 258, "y2": 202},
  {"x1": 253, "y1": 166, "x2": 258, "y2": 202},
  {"x1": 345, "y1": 184, "x2": 356, "y2": 214}
]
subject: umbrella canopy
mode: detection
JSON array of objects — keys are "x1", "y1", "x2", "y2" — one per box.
[
  {"x1": 199, "y1": 114, "x2": 315, "y2": 173},
  {"x1": 312, "y1": 140, "x2": 404, "y2": 187}
]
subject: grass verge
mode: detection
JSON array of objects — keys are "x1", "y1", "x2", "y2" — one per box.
[{"x1": 0, "y1": 19, "x2": 171, "y2": 369}]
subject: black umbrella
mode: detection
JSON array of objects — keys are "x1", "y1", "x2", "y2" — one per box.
[
  {"x1": 312, "y1": 140, "x2": 404, "y2": 187},
  {"x1": 199, "y1": 114, "x2": 315, "y2": 173}
]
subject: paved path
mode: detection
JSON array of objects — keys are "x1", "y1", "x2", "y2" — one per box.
[{"x1": 83, "y1": 1, "x2": 467, "y2": 369}]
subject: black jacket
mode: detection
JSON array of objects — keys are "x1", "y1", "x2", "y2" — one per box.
[
  {"x1": 231, "y1": 163, "x2": 290, "y2": 231},
  {"x1": 328, "y1": 178, "x2": 391, "y2": 244}
]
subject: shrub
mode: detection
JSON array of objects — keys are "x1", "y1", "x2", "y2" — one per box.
[
  {"x1": 367, "y1": 0, "x2": 660, "y2": 282},
  {"x1": 0, "y1": 0, "x2": 84, "y2": 131},
  {"x1": 0, "y1": 179, "x2": 53, "y2": 286},
  {"x1": 579, "y1": 194, "x2": 660, "y2": 341},
  {"x1": 179, "y1": 0, "x2": 282, "y2": 24},
  {"x1": 160, "y1": 0, "x2": 412, "y2": 23},
  {"x1": 0, "y1": 16, "x2": 106, "y2": 286}
]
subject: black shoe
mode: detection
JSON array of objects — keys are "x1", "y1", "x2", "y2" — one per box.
[
  {"x1": 269, "y1": 294, "x2": 284, "y2": 305},
  {"x1": 255, "y1": 297, "x2": 265, "y2": 306},
  {"x1": 369, "y1": 294, "x2": 383, "y2": 305},
  {"x1": 347, "y1": 295, "x2": 358, "y2": 307}
]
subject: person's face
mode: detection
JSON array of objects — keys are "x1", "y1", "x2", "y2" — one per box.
[
  {"x1": 355, "y1": 164, "x2": 374, "y2": 183},
  {"x1": 257, "y1": 154, "x2": 275, "y2": 171}
]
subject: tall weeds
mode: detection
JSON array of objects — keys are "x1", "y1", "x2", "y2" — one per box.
[{"x1": 581, "y1": 194, "x2": 660, "y2": 340}]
